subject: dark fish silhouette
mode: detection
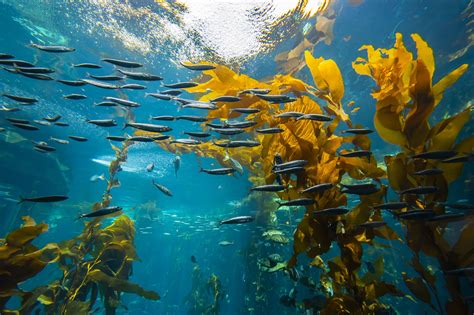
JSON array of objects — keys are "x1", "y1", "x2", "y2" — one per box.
[
  {"x1": 76, "y1": 206, "x2": 122, "y2": 220},
  {"x1": 18, "y1": 195, "x2": 68, "y2": 204},
  {"x1": 200, "y1": 167, "x2": 236, "y2": 175},
  {"x1": 30, "y1": 43, "x2": 75, "y2": 53},
  {"x1": 102, "y1": 58, "x2": 142, "y2": 68},
  {"x1": 219, "y1": 215, "x2": 254, "y2": 225}
]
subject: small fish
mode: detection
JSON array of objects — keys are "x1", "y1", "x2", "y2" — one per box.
[
  {"x1": 69, "y1": 136, "x2": 88, "y2": 142},
  {"x1": 357, "y1": 221, "x2": 387, "y2": 229},
  {"x1": 251, "y1": 184, "x2": 286, "y2": 192},
  {"x1": 90, "y1": 174, "x2": 105, "y2": 182},
  {"x1": 442, "y1": 154, "x2": 474, "y2": 163},
  {"x1": 12, "y1": 123, "x2": 39, "y2": 131},
  {"x1": 273, "y1": 160, "x2": 308, "y2": 170},
  {"x1": 6, "y1": 118, "x2": 29, "y2": 124},
  {"x1": 161, "y1": 89, "x2": 182, "y2": 96},
  {"x1": 341, "y1": 183, "x2": 379, "y2": 195},
  {"x1": 225, "y1": 121, "x2": 257, "y2": 128},
  {"x1": 399, "y1": 186, "x2": 439, "y2": 195},
  {"x1": 218, "y1": 241, "x2": 234, "y2": 246},
  {"x1": 34, "y1": 143, "x2": 56, "y2": 152},
  {"x1": 164, "y1": 82, "x2": 198, "y2": 89},
  {"x1": 120, "y1": 83, "x2": 146, "y2": 90},
  {"x1": 49, "y1": 137, "x2": 69, "y2": 145},
  {"x1": 146, "y1": 93, "x2": 173, "y2": 101},
  {"x1": 412, "y1": 150, "x2": 457, "y2": 160},
  {"x1": 18, "y1": 195, "x2": 68, "y2": 204},
  {"x1": 274, "y1": 111, "x2": 303, "y2": 119},
  {"x1": 313, "y1": 207, "x2": 350, "y2": 216},
  {"x1": 296, "y1": 114, "x2": 332, "y2": 122},
  {"x1": 171, "y1": 139, "x2": 201, "y2": 145},
  {"x1": 211, "y1": 96, "x2": 241, "y2": 102},
  {"x1": 0, "y1": 59, "x2": 35, "y2": 67},
  {"x1": 64, "y1": 94, "x2": 87, "y2": 100},
  {"x1": 428, "y1": 213, "x2": 466, "y2": 222},
  {"x1": 441, "y1": 203, "x2": 474, "y2": 210},
  {"x1": 104, "y1": 96, "x2": 140, "y2": 107},
  {"x1": 73, "y1": 63, "x2": 102, "y2": 68},
  {"x1": 146, "y1": 163, "x2": 154, "y2": 172},
  {"x1": 184, "y1": 131, "x2": 211, "y2": 138},
  {"x1": 33, "y1": 120, "x2": 51, "y2": 126},
  {"x1": 182, "y1": 102, "x2": 218, "y2": 110},
  {"x1": 16, "y1": 72, "x2": 54, "y2": 80},
  {"x1": 351, "y1": 107, "x2": 360, "y2": 113},
  {"x1": 54, "y1": 122, "x2": 69, "y2": 127},
  {"x1": 0, "y1": 106, "x2": 20, "y2": 112},
  {"x1": 176, "y1": 116, "x2": 208, "y2": 122},
  {"x1": 76, "y1": 206, "x2": 122, "y2": 220},
  {"x1": 102, "y1": 58, "x2": 143, "y2": 68},
  {"x1": 339, "y1": 150, "x2": 372, "y2": 158},
  {"x1": 106, "y1": 136, "x2": 127, "y2": 142},
  {"x1": 127, "y1": 136, "x2": 156, "y2": 142},
  {"x1": 398, "y1": 210, "x2": 435, "y2": 220},
  {"x1": 0, "y1": 53, "x2": 14, "y2": 59},
  {"x1": 30, "y1": 42, "x2": 75, "y2": 53},
  {"x1": 213, "y1": 140, "x2": 260, "y2": 148},
  {"x1": 116, "y1": 69, "x2": 162, "y2": 81},
  {"x1": 373, "y1": 202, "x2": 408, "y2": 210},
  {"x1": 273, "y1": 166, "x2": 305, "y2": 175},
  {"x1": 341, "y1": 128, "x2": 374, "y2": 135},
  {"x1": 150, "y1": 115, "x2": 175, "y2": 121},
  {"x1": 444, "y1": 267, "x2": 474, "y2": 275},
  {"x1": 256, "y1": 127, "x2": 284, "y2": 134},
  {"x1": 200, "y1": 167, "x2": 236, "y2": 175},
  {"x1": 87, "y1": 119, "x2": 117, "y2": 127},
  {"x1": 3, "y1": 94, "x2": 38, "y2": 103},
  {"x1": 257, "y1": 94, "x2": 294, "y2": 103},
  {"x1": 152, "y1": 180, "x2": 172, "y2": 196},
  {"x1": 191, "y1": 255, "x2": 197, "y2": 263},
  {"x1": 94, "y1": 101, "x2": 117, "y2": 107},
  {"x1": 174, "y1": 156, "x2": 181, "y2": 177},
  {"x1": 300, "y1": 183, "x2": 333, "y2": 194},
  {"x1": 231, "y1": 108, "x2": 260, "y2": 114},
  {"x1": 88, "y1": 73, "x2": 124, "y2": 80},
  {"x1": 15, "y1": 66, "x2": 54, "y2": 74},
  {"x1": 57, "y1": 79, "x2": 87, "y2": 86},
  {"x1": 124, "y1": 122, "x2": 171, "y2": 133},
  {"x1": 239, "y1": 88, "x2": 271, "y2": 95},
  {"x1": 219, "y1": 216, "x2": 254, "y2": 225},
  {"x1": 43, "y1": 115, "x2": 61, "y2": 122},
  {"x1": 277, "y1": 198, "x2": 314, "y2": 208},
  {"x1": 81, "y1": 79, "x2": 119, "y2": 89},
  {"x1": 34, "y1": 147, "x2": 48, "y2": 153},
  {"x1": 412, "y1": 168, "x2": 444, "y2": 176},
  {"x1": 180, "y1": 62, "x2": 215, "y2": 71},
  {"x1": 211, "y1": 127, "x2": 245, "y2": 135}
]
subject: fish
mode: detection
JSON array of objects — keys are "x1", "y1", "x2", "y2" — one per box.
[
  {"x1": 225, "y1": 121, "x2": 257, "y2": 128},
  {"x1": 273, "y1": 166, "x2": 305, "y2": 175},
  {"x1": 101, "y1": 58, "x2": 143, "y2": 68},
  {"x1": 300, "y1": 183, "x2": 333, "y2": 194},
  {"x1": 399, "y1": 186, "x2": 439, "y2": 195},
  {"x1": 442, "y1": 154, "x2": 474, "y2": 163},
  {"x1": 277, "y1": 198, "x2": 314, "y2": 208},
  {"x1": 2, "y1": 94, "x2": 38, "y2": 103},
  {"x1": 412, "y1": 168, "x2": 444, "y2": 176},
  {"x1": 251, "y1": 184, "x2": 286, "y2": 192},
  {"x1": 150, "y1": 115, "x2": 175, "y2": 121},
  {"x1": 12, "y1": 123, "x2": 39, "y2": 131},
  {"x1": 412, "y1": 150, "x2": 457, "y2": 160},
  {"x1": 89, "y1": 74, "x2": 124, "y2": 81},
  {"x1": 87, "y1": 119, "x2": 117, "y2": 127},
  {"x1": 18, "y1": 195, "x2": 68, "y2": 204},
  {"x1": 30, "y1": 42, "x2": 75, "y2": 52},
  {"x1": 0, "y1": 106, "x2": 20, "y2": 112},
  {"x1": 296, "y1": 114, "x2": 332, "y2": 121},
  {"x1": 0, "y1": 53, "x2": 14, "y2": 59},
  {"x1": 171, "y1": 138, "x2": 201, "y2": 145},
  {"x1": 50, "y1": 137, "x2": 69, "y2": 145},
  {"x1": 184, "y1": 131, "x2": 211, "y2": 138},
  {"x1": 152, "y1": 180, "x2": 173, "y2": 197},
  {"x1": 15, "y1": 71, "x2": 54, "y2": 80},
  {"x1": 94, "y1": 101, "x2": 117, "y2": 107},
  {"x1": 69, "y1": 136, "x2": 88, "y2": 142},
  {"x1": 0, "y1": 127, "x2": 5, "y2": 132},
  {"x1": 339, "y1": 150, "x2": 372, "y2": 158},
  {"x1": 33, "y1": 120, "x2": 51, "y2": 126},
  {"x1": 124, "y1": 122, "x2": 171, "y2": 132},
  {"x1": 104, "y1": 96, "x2": 140, "y2": 107},
  {"x1": 211, "y1": 127, "x2": 245, "y2": 135},
  {"x1": 444, "y1": 267, "x2": 474, "y2": 275},
  {"x1": 441, "y1": 203, "x2": 474, "y2": 210},
  {"x1": 274, "y1": 111, "x2": 303, "y2": 118},
  {"x1": 313, "y1": 207, "x2": 350, "y2": 216},
  {"x1": 256, "y1": 127, "x2": 284, "y2": 134},
  {"x1": 90, "y1": 174, "x2": 105, "y2": 182},
  {"x1": 200, "y1": 167, "x2": 236, "y2": 175},
  {"x1": 43, "y1": 115, "x2": 61, "y2": 122},
  {"x1": 64, "y1": 94, "x2": 87, "y2": 100},
  {"x1": 180, "y1": 62, "x2": 215, "y2": 71},
  {"x1": 219, "y1": 216, "x2": 254, "y2": 225},
  {"x1": 161, "y1": 89, "x2": 182, "y2": 96},
  {"x1": 182, "y1": 103, "x2": 218, "y2": 110},
  {"x1": 6, "y1": 118, "x2": 29, "y2": 124},
  {"x1": 106, "y1": 136, "x2": 127, "y2": 142},
  {"x1": 57, "y1": 79, "x2": 87, "y2": 86},
  {"x1": 76, "y1": 206, "x2": 123, "y2": 220},
  {"x1": 213, "y1": 140, "x2": 260, "y2": 148},
  {"x1": 218, "y1": 241, "x2": 234, "y2": 246},
  {"x1": 146, "y1": 93, "x2": 173, "y2": 101},
  {"x1": 129, "y1": 135, "x2": 169, "y2": 142},
  {"x1": 173, "y1": 156, "x2": 181, "y2": 177},
  {"x1": 0, "y1": 59, "x2": 35, "y2": 67},
  {"x1": 239, "y1": 88, "x2": 271, "y2": 95},
  {"x1": 81, "y1": 79, "x2": 120, "y2": 89},
  {"x1": 116, "y1": 69, "x2": 162, "y2": 81},
  {"x1": 34, "y1": 147, "x2": 48, "y2": 154},
  {"x1": 428, "y1": 213, "x2": 467, "y2": 222},
  {"x1": 356, "y1": 221, "x2": 387, "y2": 229},
  {"x1": 373, "y1": 202, "x2": 408, "y2": 210},
  {"x1": 54, "y1": 122, "x2": 69, "y2": 127},
  {"x1": 176, "y1": 116, "x2": 209, "y2": 122},
  {"x1": 211, "y1": 96, "x2": 241, "y2": 102},
  {"x1": 231, "y1": 108, "x2": 260, "y2": 114},
  {"x1": 191, "y1": 255, "x2": 197, "y2": 263},
  {"x1": 273, "y1": 160, "x2": 308, "y2": 170},
  {"x1": 340, "y1": 183, "x2": 379, "y2": 195},
  {"x1": 257, "y1": 94, "x2": 294, "y2": 103},
  {"x1": 163, "y1": 82, "x2": 198, "y2": 89},
  {"x1": 398, "y1": 210, "x2": 435, "y2": 220},
  {"x1": 146, "y1": 163, "x2": 154, "y2": 172},
  {"x1": 120, "y1": 83, "x2": 146, "y2": 90},
  {"x1": 15, "y1": 66, "x2": 54, "y2": 74},
  {"x1": 341, "y1": 128, "x2": 374, "y2": 135},
  {"x1": 224, "y1": 151, "x2": 243, "y2": 175},
  {"x1": 34, "y1": 143, "x2": 56, "y2": 152},
  {"x1": 73, "y1": 63, "x2": 102, "y2": 68}
]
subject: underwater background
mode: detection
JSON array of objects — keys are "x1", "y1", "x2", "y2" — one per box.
[{"x1": 0, "y1": 0, "x2": 473, "y2": 314}]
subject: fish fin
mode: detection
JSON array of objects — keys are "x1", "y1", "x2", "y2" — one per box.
[
  {"x1": 74, "y1": 214, "x2": 84, "y2": 222},
  {"x1": 199, "y1": 167, "x2": 204, "y2": 173},
  {"x1": 122, "y1": 123, "x2": 129, "y2": 130},
  {"x1": 17, "y1": 196, "x2": 25, "y2": 204},
  {"x1": 276, "y1": 200, "x2": 282, "y2": 209}
]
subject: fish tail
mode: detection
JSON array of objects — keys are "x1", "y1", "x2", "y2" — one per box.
[
  {"x1": 122, "y1": 123, "x2": 129, "y2": 130},
  {"x1": 199, "y1": 167, "x2": 204, "y2": 173},
  {"x1": 17, "y1": 196, "x2": 25, "y2": 204},
  {"x1": 74, "y1": 214, "x2": 84, "y2": 222},
  {"x1": 276, "y1": 200, "x2": 282, "y2": 209}
]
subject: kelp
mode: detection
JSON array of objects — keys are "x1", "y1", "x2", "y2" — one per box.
[
  {"x1": 185, "y1": 266, "x2": 224, "y2": 315},
  {"x1": 353, "y1": 33, "x2": 472, "y2": 314}
]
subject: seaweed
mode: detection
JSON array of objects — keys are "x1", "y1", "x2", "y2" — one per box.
[{"x1": 185, "y1": 266, "x2": 224, "y2": 315}]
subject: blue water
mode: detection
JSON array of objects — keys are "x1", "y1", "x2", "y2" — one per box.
[{"x1": 0, "y1": 0, "x2": 473, "y2": 314}]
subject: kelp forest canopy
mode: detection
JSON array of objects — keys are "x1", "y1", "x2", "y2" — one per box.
[{"x1": 0, "y1": 31, "x2": 472, "y2": 314}]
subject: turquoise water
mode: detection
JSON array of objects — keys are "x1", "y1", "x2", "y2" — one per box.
[{"x1": 0, "y1": 1, "x2": 473, "y2": 314}]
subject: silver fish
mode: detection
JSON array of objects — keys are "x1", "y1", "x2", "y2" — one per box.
[{"x1": 152, "y1": 180, "x2": 173, "y2": 197}]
